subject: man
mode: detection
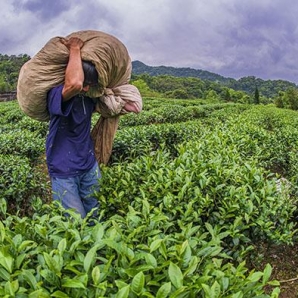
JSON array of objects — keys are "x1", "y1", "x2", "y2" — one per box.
[{"x1": 46, "y1": 37, "x2": 100, "y2": 219}]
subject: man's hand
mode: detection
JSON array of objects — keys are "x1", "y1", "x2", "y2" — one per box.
[{"x1": 61, "y1": 37, "x2": 84, "y2": 51}]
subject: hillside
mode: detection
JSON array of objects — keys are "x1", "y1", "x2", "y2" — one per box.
[
  {"x1": 0, "y1": 54, "x2": 297, "y2": 101},
  {"x1": 132, "y1": 60, "x2": 297, "y2": 98},
  {"x1": 132, "y1": 60, "x2": 233, "y2": 83}
]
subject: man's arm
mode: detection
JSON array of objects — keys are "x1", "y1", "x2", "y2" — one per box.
[{"x1": 61, "y1": 37, "x2": 84, "y2": 101}]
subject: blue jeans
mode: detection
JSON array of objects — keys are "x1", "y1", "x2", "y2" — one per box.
[{"x1": 51, "y1": 163, "x2": 101, "y2": 218}]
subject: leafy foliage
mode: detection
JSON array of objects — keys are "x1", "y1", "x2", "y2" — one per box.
[
  {"x1": 0, "y1": 54, "x2": 30, "y2": 92},
  {"x1": 1, "y1": 98, "x2": 298, "y2": 296},
  {"x1": 132, "y1": 61, "x2": 298, "y2": 100}
]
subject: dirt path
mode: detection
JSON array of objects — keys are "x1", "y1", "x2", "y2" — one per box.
[{"x1": 251, "y1": 243, "x2": 298, "y2": 297}]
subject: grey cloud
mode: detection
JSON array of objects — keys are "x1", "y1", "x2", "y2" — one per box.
[
  {"x1": 12, "y1": 0, "x2": 72, "y2": 21},
  {"x1": 1, "y1": 0, "x2": 298, "y2": 83}
]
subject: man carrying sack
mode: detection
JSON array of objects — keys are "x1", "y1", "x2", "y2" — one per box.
[{"x1": 17, "y1": 30, "x2": 142, "y2": 219}]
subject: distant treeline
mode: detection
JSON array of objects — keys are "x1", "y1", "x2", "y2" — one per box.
[
  {"x1": 0, "y1": 53, "x2": 297, "y2": 108},
  {"x1": 132, "y1": 60, "x2": 298, "y2": 100},
  {"x1": 0, "y1": 54, "x2": 30, "y2": 92}
]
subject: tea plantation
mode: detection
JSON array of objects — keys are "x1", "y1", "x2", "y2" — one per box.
[{"x1": 0, "y1": 98, "x2": 297, "y2": 297}]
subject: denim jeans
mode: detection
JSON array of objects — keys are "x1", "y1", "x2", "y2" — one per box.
[{"x1": 51, "y1": 162, "x2": 101, "y2": 218}]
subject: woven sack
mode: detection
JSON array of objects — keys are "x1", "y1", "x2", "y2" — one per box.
[{"x1": 17, "y1": 30, "x2": 142, "y2": 164}]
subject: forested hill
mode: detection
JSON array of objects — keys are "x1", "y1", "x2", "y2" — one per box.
[
  {"x1": 132, "y1": 60, "x2": 297, "y2": 98},
  {"x1": 132, "y1": 60, "x2": 233, "y2": 83},
  {"x1": 0, "y1": 54, "x2": 297, "y2": 101}
]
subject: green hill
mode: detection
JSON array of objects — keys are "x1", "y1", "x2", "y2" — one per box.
[{"x1": 132, "y1": 60, "x2": 297, "y2": 98}]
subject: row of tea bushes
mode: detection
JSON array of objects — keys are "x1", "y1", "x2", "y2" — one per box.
[
  {"x1": 100, "y1": 124, "x2": 296, "y2": 252},
  {"x1": 0, "y1": 154, "x2": 48, "y2": 215},
  {"x1": 0, "y1": 197, "x2": 281, "y2": 297},
  {"x1": 117, "y1": 102, "x2": 249, "y2": 127},
  {"x1": 0, "y1": 102, "x2": 49, "y2": 213},
  {"x1": 0, "y1": 99, "x2": 297, "y2": 296},
  {"x1": 113, "y1": 104, "x2": 298, "y2": 186}
]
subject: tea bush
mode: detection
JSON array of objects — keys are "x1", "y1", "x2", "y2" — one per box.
[
  {"x1": 0, "y1": 129, "x2": 44, "y2": 159},
  {"x1": 0, "y1": 200, "x2": 280, "y2": 297},
  {"x1": 1, "y1": 100, "x2": 298, "y2": 296},
  {"x1": 0, "y1": 154, "x2": 47, "y2": 213}
]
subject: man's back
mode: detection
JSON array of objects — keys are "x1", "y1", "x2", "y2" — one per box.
[{"x1": 46, "y1": 85, "x2": 96, "y2": 178}]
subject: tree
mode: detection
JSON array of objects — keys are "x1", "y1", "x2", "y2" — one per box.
[
  {"x1": 254, "y1": 86, "x2": 260, "y2": 104},
  {"x1": 223, "y1": 89, "x2": 231, "y2": 101},
  {"x1": 286, "y1": 88, "x2": 298, "y2": 110},
  {"x1": 166, "y1": 88, "x2": 189, "y2": 99},
  {"x1": 205, "y1": 90, "x2": 219, "y2": 102},
  {"x1": 275, "y1": 88, "x2": 298, "y2": 110},
  {"x1": 131, "y1": 79, "x2": 159, "y2": 97},
  {"x1": 274, "y1": 91, "x2": 284, "y2": 108}
]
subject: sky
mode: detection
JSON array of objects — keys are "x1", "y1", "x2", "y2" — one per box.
[{"x1": 1, "y1": 0, "x2": 298, "y2": 84}]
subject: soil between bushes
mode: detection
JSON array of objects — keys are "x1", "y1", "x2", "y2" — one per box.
[{"x1": 250, "y1": 243, "x2": 298, "y2": 297}]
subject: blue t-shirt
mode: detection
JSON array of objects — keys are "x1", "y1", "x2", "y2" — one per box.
[{"x1": 46, "y1": 85, "x2": 97, "y2": 178}]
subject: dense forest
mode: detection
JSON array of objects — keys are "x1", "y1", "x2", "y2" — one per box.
[
  {"x1": 0, "y1": 53, "x2": 298, "y2": 109},
  {"x1": 0, "y1": 54, "x2": 30, "y2": 92},
  {"x1": 132, "y1": 60, "x2": 298, "y2": 99}
]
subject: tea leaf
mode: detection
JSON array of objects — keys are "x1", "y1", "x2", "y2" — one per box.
[
  {"x1": 92, "y1": 266, "x2": 101, "y2": 286},
  {"x1": 18, "y1": 240, "x2": 37, "y2": 252},
  {"x1": 131, "y1": 271, "x2": 145, "y2": 295},
  {"x1": 115, "y1": 280, "x2": 128, "y2": 289},
  {"x1": 248, "y1": 271, "x2": 263, "y2": 282},
  {"x1": 102, "y1": 239, "x2": 134, "y2": 259},
  {"x1": 0, "y1": 268, "x2": 10, "y2": 281},
  {"x1": 149, "y1": 239, "x2": 163, "y2": 252},
  {"x1": 262, "y1": 263, "x2": 272, "y2": 284},
  {"x1": 57, "y1": 239, "x2": 67, "y2": 253},
  {"x1": 0, "y1": 198, "x2": 7, "y2": 216},
  {"x1": 16, "y1": 253, "x2": 26, "y2": 269},
  {"x1": 115, "y1": 284, "x2": 130, "y2": 298},
  {"x1": 156, "y1": 282, "x2": 171, "y2": 298},
  {"x1": 84, "y1": 244, "x2": 100, "y2": 273},
  {"x1": 0, "y1": 222, "x2": 5, "y2": 243},
  {"x1": 202, "y1": 284, "x2": 212, "y2": 297},
  {"x1": 92, "y1": 224, "x2": 105, "y2": 243},
  {"x1": 231, "y1": 291, "x2": 243, "y2": 298},
  {"x1": 21, "y1": 269, "x2": 38, "y2": 290},
  {"x1": 168, "y1": 286, "x2": 188, "y2": 297},
  {"x1": 43, "y1": 253, "x2": 62, "y2": 275},
  {"x1": 142, "y1": 199, "x2": 150, "y2": 219},
  {"x1": 28, "y1": 289, "x2": 50, "y2": 298},
  {"x1": 221, "y1": 277, "x2": 229, "y2": 291},
  {"x1": 51, "y1": 290, "x2": 69, "y2": 298},
  {"x1": 145, "y1": 253, "x2": 157, "y2": 268},
  {"x1": 0, "y1": 250, "x2": 13, "y2": 273},
  {"x1": 181, "y1": 242, "x2": 192, "y2": 267},
  {"x1": 184, "y1": 256, "x2": 199, "y2": 276},
  {"x1": 211, "y1": 281, "x2": 221, "y2": 296},
  {"x1": 40, "y1": 269, "x2": 60, "y2": 287},
  {"x1": 168, "y1": 262, "x2": 183, "y2": 289},
  {"x1": 62, "y1": 278, "x2": 86, "y2": 289},
  {"x1": 4, "y1": 281, "x2": 14, "y2": 296}
]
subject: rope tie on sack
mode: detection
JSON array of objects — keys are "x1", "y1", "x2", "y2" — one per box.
[
  {"x1": 103, "y1": 88, "x2": 114, "y2": 96},
  {"x1": 95, "y1": 87, "x2": 127, "y2": 118}
]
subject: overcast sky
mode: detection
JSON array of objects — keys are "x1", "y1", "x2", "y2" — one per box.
[{"x1": 1, "y1": 0, "x2": 298, "y2": 84}]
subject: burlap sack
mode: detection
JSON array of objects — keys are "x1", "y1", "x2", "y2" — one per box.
[
  {"x1": 91, "y1": 84, "x2": 142, "y2": 164},
  {"x1": 17, "y1": 30, "x2": 133, "y2": 121},
  {"x1": 17, "y1": 30, "x2": 142, "y2": 164}
]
